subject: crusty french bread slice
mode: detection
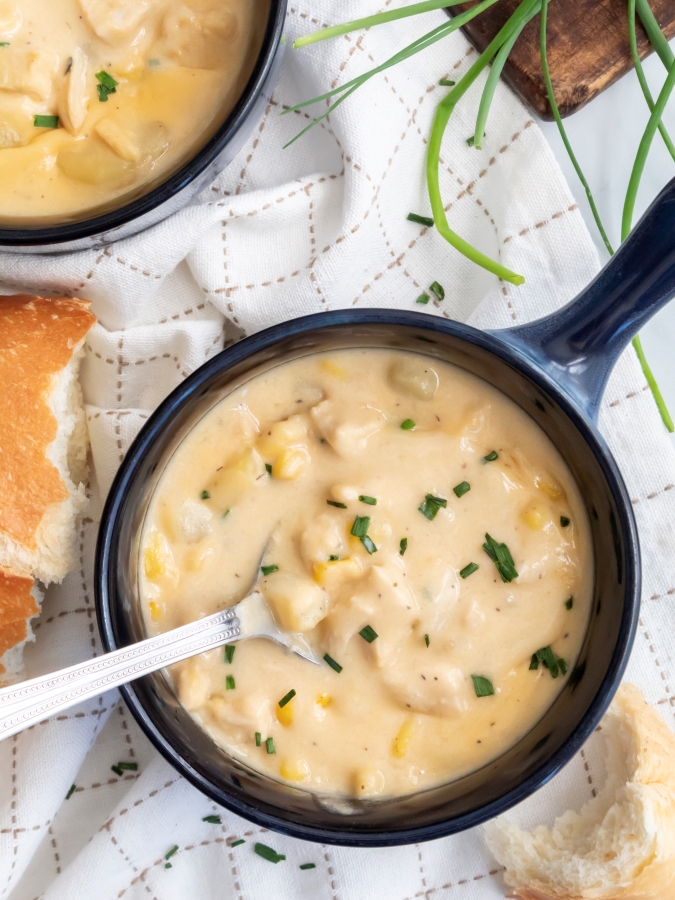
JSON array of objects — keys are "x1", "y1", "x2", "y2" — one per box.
[
  {"x1": 0, "y1": 568, "x2": 42, "y2": 684},
  {"x1": 0, "y1": 295, "x2": 95, "y2": 584},
  {"x1": 485, "y1": 683, "x2": 675, "y2": 900}
]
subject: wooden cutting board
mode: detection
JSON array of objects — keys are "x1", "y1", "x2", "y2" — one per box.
[{"x1": 451, "y1": 0, "x2": 675, "y2": 119}]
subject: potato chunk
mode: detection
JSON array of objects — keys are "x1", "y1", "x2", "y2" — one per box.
[
  {"x1": 78, "y1": 0, "x2": 153, "y2": 42},
  {"x1": 310, "y1": 400, "x2": 385, "y2": 457},
  {"x1": 0, "y1": 3, "x2": 22, "y2": 39},
  {"x1": 174, "y1": 500, "x2": 213, "y2": 544},
  {"x1": 257, "y1": 415, "x2": 307, "y2": 456},
  {"x1": 301, "y1": 514, "x2": 343, "y2": 564},
  {"x1": 57, "y1": 141, "x2": 136, "y2": 188},
  {"x1": 0, "y1": 49, "x2": 58, "y2": 101},
  {"x1": 389, "y1": 357, "x2": 439, "y2": 400},
  {"x1": 262, "y1": 573, "x2": 328, "y2": 633},
  {"x1": 352, "y1": 767, "x2": 385, "y2": 797},
  {"x1": 162, "y1": 1, "x2": 239, "y2": 69},
  {"x1": 95, "y1": 118, "x2": 141, "y2": 162},
  {"x1": 384, "y1": 663, "x2": 470, "y2": 717},
  {"x1": 272, "y1": 446, "x2": 310, "y2": 480}
]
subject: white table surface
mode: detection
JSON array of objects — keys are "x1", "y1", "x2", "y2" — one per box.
[{"x1": 539, "y1": 45, "x2": 675, "y2": 448}]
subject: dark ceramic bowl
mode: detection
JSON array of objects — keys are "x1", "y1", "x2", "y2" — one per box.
[
  {"x1": 95, "y1": 178, "x2": 675, "y2": 846},
  {"x1": 0, "y1": 0, "x2": 286, "y2": 254}
]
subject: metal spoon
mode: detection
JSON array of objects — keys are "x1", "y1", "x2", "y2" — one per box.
[{"x1": 0, "y1": 587, "x2": 319, "y2": 742}]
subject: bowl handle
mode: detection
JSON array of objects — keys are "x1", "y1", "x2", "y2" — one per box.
[{"x1": 493, "y1": 176, "x2": 675, "y2": 422}]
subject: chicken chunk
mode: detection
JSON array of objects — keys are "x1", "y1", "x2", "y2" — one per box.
[
  {"x1": 0, "y1": 49, "x2": 58, "y2": 101},
  {"x1": 262, "y1": 573, "x2": 328, "y2": 633},
  {"x1": 78, "y1": 0, "x2": 155, "y2": 43},
  {"x1": 310, "y1": 400, "x2": 385, "y2": 457},
  {"x1": 59, "y1": 48, "x2": 89, "y2": 134}
]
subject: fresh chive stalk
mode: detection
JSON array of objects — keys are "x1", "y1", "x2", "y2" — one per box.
[
  {"x1": 418, "y1": 493, "x2": 447, "y2": 520},
  {"x1": 460, "y1": 562, "x2": 479, "y2": 579},
  {"x1": 323, "y1": 653, "x2": 343, "y2": 673},
  {"x1": 359, "y1": 624, "x2": 379, "y2": 643},
  {"x1": 360, "y1": 535, "x2": 378, "y2": 554},
  {"x1": 255, "y1": 731, "x2": 262, "y2": 746},
  {"x1": 453, "y1": 481, "x2": 471, "y2": 498},
  {"x1": 401, "y1": 418, "x2": 416, "y2": 430},
  {"x1": 482, "y1": 450, "x2": 498, "y2": 463},
  {"x1": 359, "y1": 495, "x2": 377, "y2": 505},
  {"x1": 254, "y1": 842, "x2": 285, "y2": 863},
  {"x1": 424, "y1": 633, "x2": 430, "y2": 647},
  {"x1": 327, "y1": 500, "x2": 347, "y2": 508},
  {"x1": 225, "y1": 644, "x2": 235, "y2": 664},
  {"x1": 429, "y1": 281, "x2": 445, "y2": 302},
  {"x1": 266, "y1": 737, "x2": 276, "y2": 754},
  {"x1": 66, "y1": 784, "x2": 76, "y2": 800},
  {"x1": 34, "y1": 115, "x2": 59, "y2": 128},
  {"x1": 117, "y1": 762, "x2": 138, "y2": 772},
  {"x1": 482, "y1": 533, "x2": 518, "y2": 582},
  {"x1": 300, "y1": 862, "x2": 316, "y2": 870},
  {"x1": 350, "y1": 516, "x2": 370, "y2": 537},
  {"x1": 231, "y1": 839, "x2": 245, "y2": 847},
  {"x1": 203, "y1": 815, "x2": 221, "y2": 824},
  {"x1": 261, "y1": 564, "x2": 278, "y2": 576},
  {"x1": 399, "y1": 537, "x2": 408, "y2": 555},
  {"x1": 278, "y1": 689, "x2": 296, "y2": 708},
  {"x1": 416, "y1": 294, "x2": 430, "y2": 305},
  {"x1": 226, "y1": 675, "x2": 236, "y2": 690},
  {"x1": 407, "y1": 212, "x2": 434, "y2": 226}
]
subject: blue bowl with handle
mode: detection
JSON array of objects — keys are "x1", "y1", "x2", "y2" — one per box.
[{"x1": 95, "y1": 177, "x2": 675, "y2": 846}]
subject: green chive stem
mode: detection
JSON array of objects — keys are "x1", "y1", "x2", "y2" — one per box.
[
  {"x1": 628, "y1": 0, "x2": 675, "y2": 161},
  {"x1": 278, "y1": 689, "x2": 296, "y2": 708},
  {"x1": 540, "y1": 0, "x2": 614, "y2": 257},
  {"x1": 293, "y1": 0, "x2": 475, "y2": 48},
  {"x1": 636, "y1": 0, "x2": 674, "y2": 68}
]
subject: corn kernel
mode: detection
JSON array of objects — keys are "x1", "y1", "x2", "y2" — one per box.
[
  {"x1": 148, "y1": 600, "x2": 162, "y2": 622},
  {"x1": 272, "y1": 446, "x2": 310, "y2": 480},
  {"x1": 143, "y1": 533, "x2": 166, "y2": 579},
  {"x1": 521, "y1": 506, "x2": 545, "y2": 530},
  {"x1": 392, "y1": 717, "x2": 415, "y2": 759},
  {"x1": 279, "y1": 758, "x2": 311, "y2": 783},
  {"x1": 312, "y1": 556, "x2": 362, "y2": 589},
  {"x1": 536, "y1": 477, "x2": 564, "y2": 501},
  {"x1": 257, "y1": 416, "x2": 306, "y2": 456},
  {"x1": 276, "y1": 699, "x2": 294, "y2": 727},
  {"x1": 320, "y1": 359, "x2": 348, "y2": 379},
  {"x1": 316, "y1": 693, "x2": 332, "y2": 708}
]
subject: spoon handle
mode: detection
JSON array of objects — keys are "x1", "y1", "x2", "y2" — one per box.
[{"x1": 0, "y1": 608, "x2": 241, "y2": 741}]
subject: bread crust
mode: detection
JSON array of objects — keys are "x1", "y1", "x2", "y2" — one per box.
[
  {"x1": 487, "y1": 683, "x2": 675, "y2": 900},
  {"x1": 0, "y1": 295, "x2": 95, "y2": 555}
]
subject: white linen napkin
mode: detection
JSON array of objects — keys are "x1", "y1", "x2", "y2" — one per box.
[{"x1": 3, "y1": 2, "x2": 675, "y2": 898}]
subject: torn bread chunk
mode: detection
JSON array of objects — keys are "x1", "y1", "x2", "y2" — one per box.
[
  {"x1": 0, "y1": 568, "x2": 42, "y2": 685},
  {"x1": 0, "y1": 296, "x2": 96, "y2": 584},
  {"x1": 485, "y1": 683, "x2": 675, "y2": 900}
]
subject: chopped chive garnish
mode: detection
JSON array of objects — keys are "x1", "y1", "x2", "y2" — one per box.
[
  {"x1": 203, "y1": 815, "x2": 221, "y2": 823},
  {"x1": 460, "y1": 562, "x2": 479, "y2": 579},
  {"x1": 560, "y1": 516, "x2": 571, "y2": 527},
  {"x1": 482, "y1": 450, "x2": 499, "y2": 463},
  {"x1": 278, "y1": 689, "x2": 296, "y2": 708},
  {"x1": 359, "y1": 624, "x2": 378, "y2": 643},
  {"x1": 400, "y1": 418, "x2": 416, "y2": 430},
  {"x1": 407, "y1": 212, "x2": 434, "y2": 227},
  {"x1": 300, "y1": 863, "x2": 316, "y2": 870},
  {"x1": 323, "y1": 653, "x2": 343, "y2": 673},
  {"x1": 165, "y1": 863, "x2": 172, "y2": 869},
  {"x1": 265, "y1": 737, "x2": 276, "y2": 754},
  {"x1": 231, "y1": 838, "x2": 245, "y2": 847},
  {"x1": 558, "y1": 658, "x2": 568, "y2": 676},
  {"x1": 327, "y1": 500, "x2": 347, "y2": 509},
  {"x1": 165, "y1": 845, "x2": 179, "y2": 861},
  {"x1": 565, "y1": 596, "x2": 574, "y2": 610},
  {"x1": 225, "y1": 644, "x2": 235, "y2": 664},
  {"x1": 416, "y1": 293, "x2": 430, "y2": 305},
  {"x1": 399, "y1": 537, "x2": 408, "y2": 556},
  {"x1": 265, "y1": 463, "x2": 272, "y2": 474},
  {"x1": 223, "y1": 509, "x2": 230, "y2": 518},
  {"x1": 328, "y1": 554, "x2": 340, "y2": 561},
  {"x1": 0, "y1": 43, "x2": 8, "y2": 46},
  {"x1": 424, "y1": 633, "x2": 430, "y2": 647},
  {"x1": 226, "y1": 675, "x2": 236, "y2": 690},
  {"x1": 261, "y1": 564, "x2": 278, "y2": 576},
  {"x1": 482, "y1": 533, "x2": 518, "y2": 583},
  {"x1": 66, "y1": 784, "x2": 76, "y2": 800},
  {"x1": 471, "y1": 674, "x2": 494, "y2": 697},
  {"x1": 350, "y1": 515, "x2": 370, "y2": 537},
  {"x1": 429, "y1": 281, "x2": 445, "y2": 302},
  {"x1": 359, "y1": 495, "x2": 377, "y2": 505},
  {"x1": 255, "y1": 731, "x2": 261, "y2": 746},
  {"x1": 254, "y1": 842, "x2": 285, "y2": 863},
  {"x1": 111, "y1": 765, "x2": 123, "y2": 776},
  {"x1": 439, "y1": 78, "x2": 455, "y2": 86},
  {"x1": 95, "y1": 70, "x2": 118, "y2": 102},
  {"x1": 418, "y1": 494, "x2": 447, "y2": 520},
  {"x1": 453, "y1": 481, "x2": 471, "y2": 498},
  {"x1": 360, "y1": 535, "x2": 377, "y2": 554},
  {"x1": 201, "y1": 489, "x2": 210, "y2": 499},
  {"x1": 34, "y1": 115, "x2": 59, "y2": 129},
  {"x1": 530, "y1": 646, "x2": 560, "y2": 678},
  {"x1": 117, "y1": 761, "x2": 138, "y2": 771},
  {"x1": 466, "y1": 135, "x2": 476, "y2": 147}
]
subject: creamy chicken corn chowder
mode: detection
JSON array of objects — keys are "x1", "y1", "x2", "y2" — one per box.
[
  {"x1": 140, "y1": 349, "x2": 592, "y2": 799},
  {"x1": 0, "y1": 0, "x2": 262, "y2": 222}
]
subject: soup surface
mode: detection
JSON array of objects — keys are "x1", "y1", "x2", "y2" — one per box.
[
  {"x1": 140, "y1": 349, "x2": 593, "y2": 798},
  {"x1": 0, "y1": 0, "x2": 261, "y2": 223}
]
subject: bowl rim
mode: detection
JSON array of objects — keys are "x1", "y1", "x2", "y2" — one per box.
[
  {"x1": 95, "y1": 309, "x2": 640, "y2": 846},
  {"x1": 0, "y1": 0, "x2": 286, "y2": 247}
]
